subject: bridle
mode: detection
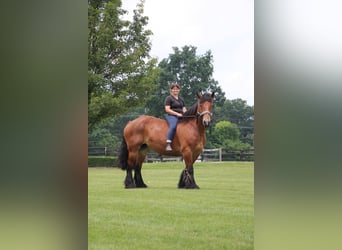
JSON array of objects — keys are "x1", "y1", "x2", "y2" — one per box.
[
  {"x1": 179, "y1": 98, "x2": 213, "y2": 120},
  {"x1": 197, "y1": 103, "x2": 213, "y2": 128},
  {"x1": 197, "y1": 110, "x2": 213, "y2": 117}
]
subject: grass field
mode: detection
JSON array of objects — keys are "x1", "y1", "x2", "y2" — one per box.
[{"x1": 88, "y1": 162, "x2": 254, "y2": 250}]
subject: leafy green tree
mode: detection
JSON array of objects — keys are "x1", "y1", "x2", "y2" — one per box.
[
  {"x1": 214, "y1": 120, "x2": 239, "y2": 141},
  {"x1": 219, "y1": 99, "x2": 254, "y2": 125},
  {"x1": 212, "y1": 121, "x2": 250, "y2": 149},
  {"x1": 146, "y1": 45, "x2": 225, "y2": 118},
  {"x1": 88, "y1": 0, "x2": 159, "y2": 129},
  {"x1": 88, "y1": 106, "x2": 145, "y2": 149},
  {"x1": 88, "y1": 127, "x2": 120, "y2": 149},
  {"x1": 215, "y1": 98, "x2": 254, "y2": 145}
]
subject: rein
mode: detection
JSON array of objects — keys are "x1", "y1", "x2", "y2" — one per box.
[
  {"x1": 179, "y1": 115, "x2": 197, "y2": 118},
  {"x1": 179, "y1": 111, "x2": 212, "y2": 119}
]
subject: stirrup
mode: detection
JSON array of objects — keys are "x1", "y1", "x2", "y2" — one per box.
[{"x1": 166, "y1": 143, "x2": 172, "y2": 151}]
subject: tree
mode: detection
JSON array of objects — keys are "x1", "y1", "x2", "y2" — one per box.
[
  {"x1": 88, "y1": 0, "x2": 159, "y2": 129},
  {"x1": 215, "y1": 98, "x2": 254, "y2": 145},
  {"x1": 88, "y1": 127, "x2": 120, "y2": 150},
  {"x1": 212, "y1": 121, "x2": 250, "y2": 149},
  {"x1": 146, "y1": 45, "x2": 226, "y2": 118}
]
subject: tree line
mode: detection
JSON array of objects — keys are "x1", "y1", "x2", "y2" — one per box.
[{"x1": 88, "y1": 0, "x2": 254, "y2": 152}]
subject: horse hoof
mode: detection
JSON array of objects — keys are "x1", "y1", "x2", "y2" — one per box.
[
  {"x1": 125, "y1": 183, "x2": 136, "y2": 188},
  {"x1": 184, "y1": 185, "x2": 200, "y2": 189},
  {"x1": 136, "y1": 184, "x2": 148, "y2": 188}
]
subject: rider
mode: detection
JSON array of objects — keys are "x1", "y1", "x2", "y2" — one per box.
[{"x1": 164, "y1": 82, "x2": 187, "y2": 151}]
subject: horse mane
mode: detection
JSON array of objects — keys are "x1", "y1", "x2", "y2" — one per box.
[
  {"x1": 178, "y1": 102, "x2": 198, "y2": 123},
  {"x1": 178, "y1": 93, "x2": 213, "y2": 123}
]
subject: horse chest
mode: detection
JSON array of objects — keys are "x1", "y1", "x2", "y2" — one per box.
[{"x1": 194, "y1": 136, "x2": 205, "y2": 151}]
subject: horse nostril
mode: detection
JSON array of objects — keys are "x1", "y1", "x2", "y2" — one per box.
[{"x1": 203, "y1": 120, "x2": 210, "y2": 127}]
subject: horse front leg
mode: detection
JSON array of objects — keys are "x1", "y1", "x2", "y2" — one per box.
[
  {"x1": 178, "y1": 151, "x2": 200, "y2": 189},
  {"x1": 178, "y1": 165, "x2": 200, "y2": 189}
]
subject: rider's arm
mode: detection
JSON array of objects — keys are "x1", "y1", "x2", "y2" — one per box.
[{"x1": 165, "y1": 105, "x2": 182, "y2": 117}]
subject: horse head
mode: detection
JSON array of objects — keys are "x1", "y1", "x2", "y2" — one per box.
[{"x1": 196, "y1": 92, "x2": 215, "y2": 128}]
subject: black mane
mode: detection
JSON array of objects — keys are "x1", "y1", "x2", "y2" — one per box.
[{"x1": 178, "y1": 102, "x2": 198, "y2": 123}]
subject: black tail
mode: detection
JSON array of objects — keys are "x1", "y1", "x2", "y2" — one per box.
[{"x1": 118, "y1": 137, "x2": 128, "y2": 170}]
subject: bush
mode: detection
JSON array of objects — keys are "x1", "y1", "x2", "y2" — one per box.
[{"x1": 88, "y1": 156, "x2": 118, "y2": 167}]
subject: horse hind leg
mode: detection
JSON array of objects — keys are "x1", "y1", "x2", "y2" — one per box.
[
  {"x1": 124, "y1": 147, "x2": 141, "y2": 189},
  {"x1": 124, "y1": 168, "x2": 136, "y2": 188},
  {"x1": 119, "y1": 138, "x2": 136, "y2": 188},
  {"x1": 134, "y1": 165, "x2": 147, "y2": 188},
  {"x1": 134, "y1": 144, "x2": 148, "y2": 188}
]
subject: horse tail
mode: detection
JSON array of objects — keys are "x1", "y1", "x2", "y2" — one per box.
[{"x1": 118, "y1": 137, "x2": 128, "y2": 170}]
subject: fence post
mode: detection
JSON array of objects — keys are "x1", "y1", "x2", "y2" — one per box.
[{"x1": 219, "y1": 148, "x2": 222, "y2": 162}]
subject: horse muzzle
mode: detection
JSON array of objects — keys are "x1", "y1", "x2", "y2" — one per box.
[
  {"x1": 198, "y1": 111, "x2": 212, "y2": 128},
  {"x1": 202, "y1": 118, "x2": 211, "y2": 127}
]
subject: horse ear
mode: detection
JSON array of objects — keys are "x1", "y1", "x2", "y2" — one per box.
[
  {"x1": 196, "y1": 92, "x2": 202, "y2": 99},
  {"x1": 211, "y1": 92, "x2": 215, "y2": 98}
]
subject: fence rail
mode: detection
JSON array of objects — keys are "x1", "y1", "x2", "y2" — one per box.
[
  {"x1": 88, "y1": 146, "x2": 254, "y2": 162},
  {"x1": 202, "y1": 148, "x2": 254, "y2": 162},
  {"x1": 88, "y1": 147, "x2": 106, "y2": 156}
]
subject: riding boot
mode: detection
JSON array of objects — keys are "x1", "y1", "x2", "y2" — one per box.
[{"x1": 166, "y1": 140, "x2": 172, "y2": 151}]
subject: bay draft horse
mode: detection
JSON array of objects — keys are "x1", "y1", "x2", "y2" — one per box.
[{"x1": 118, "y1": 92, "x2": 215, "y2": 189}]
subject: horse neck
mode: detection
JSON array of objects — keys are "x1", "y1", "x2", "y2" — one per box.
[{"x1": 189, "y1": 116, "x2": 206, "y2": 136}]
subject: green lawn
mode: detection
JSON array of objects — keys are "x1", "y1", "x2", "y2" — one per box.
[{"x1": 88, "y1": 162, "x2": 254, "y2": 250}]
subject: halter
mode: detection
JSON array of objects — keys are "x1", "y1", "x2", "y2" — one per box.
[
  {"x1": 179, "y1": 97, "x2": 214, "y2": 119},
  {"x1": 197, "y1": 110, "x2": 213, "y2": 117}
]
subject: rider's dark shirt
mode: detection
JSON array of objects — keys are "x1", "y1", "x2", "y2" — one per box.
[{"x1": 164, "y1": 95, "x2": 185, "y2": 114}]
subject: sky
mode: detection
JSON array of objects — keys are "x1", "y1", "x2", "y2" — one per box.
[{"x1": 122, "y1": 0, "x2": 254, "y2": 105}]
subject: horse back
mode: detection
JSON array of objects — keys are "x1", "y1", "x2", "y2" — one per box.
[
  {"x1": 123, "y1": 115, "x2": 204, "y2": 157},
  {"x1": 124, "y1": 115, "x2": 167, "y2": 142}
]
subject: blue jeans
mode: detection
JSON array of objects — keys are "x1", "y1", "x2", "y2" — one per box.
[{"x1": 166, "y1": 115, "x2": 178, "y2": 141}]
